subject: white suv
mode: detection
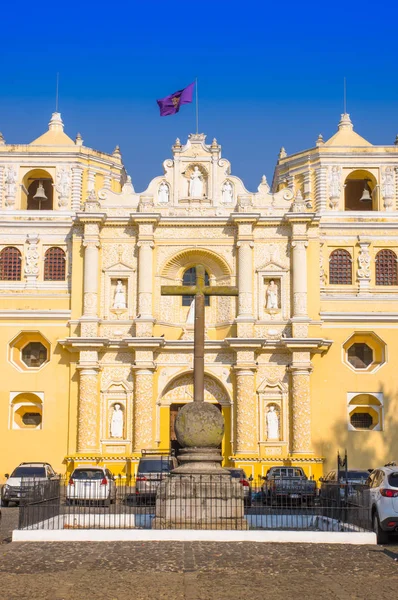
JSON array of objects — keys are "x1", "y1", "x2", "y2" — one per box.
[
  {"x1": 66, "y1": 467, "x2": 117, "y2": 506},
  {"x1": 364, "y1": 466, "x2": 398, "y2": 544}
]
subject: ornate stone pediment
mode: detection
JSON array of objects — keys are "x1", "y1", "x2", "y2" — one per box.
[
  {"x1": 256, "y1": 259, "x2": 288, "y2": 272},
  {"x1": 103, "y1": 261, "x2": 135, "y2": 273},
  {"x1": 257, "y1": 377, "x2": 288, "y2": 394}
]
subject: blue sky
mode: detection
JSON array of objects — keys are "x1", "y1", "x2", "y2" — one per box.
[{"x1": 1, "y1": 0, "x2": 398, "y2": 192}]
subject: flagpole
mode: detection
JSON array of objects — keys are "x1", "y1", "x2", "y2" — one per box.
[{"x1": 195, "y1": 77, "x2": 199, "y2": 134}]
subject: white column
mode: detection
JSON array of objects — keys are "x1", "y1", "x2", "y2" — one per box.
[
  {"x1": 71, "y1": 166, "x2": 83, "y2": 211},
  {"x1": 290, "y1": 366, "x2": 312, "y2": 454},
  {"x1": 237, "y1": 241, "x2": 254, "y2": 318},
  {"x1": 87, "y1": 169, "x2": 96, "y2": 193},
  {"x1": 235, "y1": 368, "x2": 257, "y2": 454},
  {"x1": 77, "y1": 367, "x2": 100, "y2": 452},
  {"x1": 292, "y1": 240, "x2": 308, "y2": 317},
  {"x1": 0, "y1": 165, "x2": 4, "y2": 209},
  {"x1": 103, "y1": 172, "x2": 112, "y2": 191},
  {"x1": 137, "y1": 241, "x2": 154, "y2": 318},
  {"x1": 315, "y1": 166, "x2": 327, "y2": 211},
  {"x1": 133, "y1": 369, "x2": 154, "y2": 451},
  {"x1": 83, "y1": 241, "x2": 100, "y2": 317}
]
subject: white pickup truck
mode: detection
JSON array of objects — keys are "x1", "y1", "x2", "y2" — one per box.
[{"x1": 262, "y1": 467, "x2": 317, "y2": 506}]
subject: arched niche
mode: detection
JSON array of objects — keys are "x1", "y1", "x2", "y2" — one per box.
[
  {"x1": 156, "y1": 371, "x2": 232, "y2": 460},
  {"x1": 158, "y1": 248, "x2": 234, "y2": 327},
  {"x1": 22, "y1": 169, "x2": 54, "y2": 210},
  {"x1": 347, "y1": 392, "x2": 383, "y2": 431},
  {"x1": 100, "y1": 379, "x2": 133, "y2": 446},
  {"x1": 344, "y1": 169, "x2": 377, "y2": 211},
  {"x1": 257, "y1": 377, "x2": 288, "y2": 452},
  {"x1": 9, "y1": 391, "x2": 43, "y2": 430}
]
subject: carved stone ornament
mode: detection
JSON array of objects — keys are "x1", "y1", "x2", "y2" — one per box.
[
  {"x1": 291, "y1": 371, "x2": 311, "y2": 453},
  {"x1": 134, "y1": 371, "x2": 154, "y2": 450},
  {"x1": 4, "y1": 165, "x2": 17, "y2": 208},
  {"x1": 84, "y1": 190, "x2": 101, "y2": 212},
  {"x1": 138, "y1": 195, "x2": 154, "y2": 212},
  {"x1": 158, "y1": 181, "x2": 170, "y2": 204},
  {"x1": 55, "y1": 167, "x2": 71, "y2": 208},
  {"x1": 237, "y1": 195, "x2": 253, "y2": 212},
  {"x1": 291, "y1": 190, "x2": 306, "y2": 213},
  {"x1": 357, "y1": 242, "x2": 371, "y2": 281},
  {"x1": 328, "y1": 166, "x2": 341, "y2": 210},
  {"x1": 221, "y1": 180, "x2": 234, "y2": 204},
  {"x1": 381, "y1": 167, "x2": 395, "y2": 210},
  {"x1": 235, "y1": 370, "x2": 257, "y2": 452},
  {"x1": 77, "y1": 370, "x2": 99, "y2": 451},
  {"x1": 24, "y1": 234, "x2": 40, "y2": 279}
]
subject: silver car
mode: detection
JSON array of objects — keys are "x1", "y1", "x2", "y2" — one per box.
[
  {"x1": 66, "y1": 467, "x2": 117, "y2": 506},
  {"x1": 135, "y1": 455, "x2": 178, "y2": 504}
]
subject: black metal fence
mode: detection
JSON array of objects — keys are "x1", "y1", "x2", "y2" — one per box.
[{"x1": 14, "y1": 475, "x2": 372, "y2": 532}]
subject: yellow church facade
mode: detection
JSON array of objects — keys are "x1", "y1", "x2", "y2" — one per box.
[{"x1": 0, "y1": 112, "x2": 397, "y2": 482}]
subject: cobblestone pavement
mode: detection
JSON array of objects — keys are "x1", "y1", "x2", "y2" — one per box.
[{"x1": 1, "y1": 508, "x2": 398, "y2": 600}]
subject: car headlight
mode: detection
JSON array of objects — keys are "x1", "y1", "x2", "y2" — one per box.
[{"x1": 2, "y1": 484, "x2": 10, "y2": 493}]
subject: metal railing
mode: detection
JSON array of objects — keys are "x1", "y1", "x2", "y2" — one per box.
[{"x1": 15, "y1": 475, "x2": 372, "y2": 532}]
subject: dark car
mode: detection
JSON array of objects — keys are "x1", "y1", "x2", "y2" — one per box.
[
  {"x1": 135, "y1": 454, "x2": 178, "y2": 504},
  {"x1": 227, "y1": 468, "x2": 252, "y2": 507},
  {"x1": 319, "y1": 469, "x2": 369, "y2": 505}
]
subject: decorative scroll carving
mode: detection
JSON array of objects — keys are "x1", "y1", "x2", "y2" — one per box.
[
  {"x1": 291, "y1": 371, "x2": 311, "y2": 453},
  {"x1": 4, "y1": 165, "x2": 17, "y2": 208},
  {"x1": 235, "y1": 369, "x2": 257, "y2": 452},
  {"x1": 77, "y1": 370, "x2": 99, "y2": 451},
  {"x1": 328, "y1": 166, "x2": 341, "y2": 210},
  {"x1": 381, "y1": 167, "x2": 395, "y2": 210},
  {"x1": 134, "y1": 370, "x2": 154, "y2": 450},
  {"x1": 24, "y1": 234, "x2": 40, "y2": 282},
  {"x1": 56, "y1": 167, "x2": 71, "y2": 208}
]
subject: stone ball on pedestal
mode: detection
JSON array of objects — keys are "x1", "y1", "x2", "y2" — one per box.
[{"x1": 175, "y1": 402, "x2": 224, "y2": 448}]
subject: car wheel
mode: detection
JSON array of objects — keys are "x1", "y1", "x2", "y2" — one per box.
[
  {"x1": 373, "y1": 511, "x2": 390, "y2": 545},
  {"x1": 1, "y1": 500, "x2": 9, "y2": 508}
]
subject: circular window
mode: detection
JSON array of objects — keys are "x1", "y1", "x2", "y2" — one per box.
[
  {"x1": 350, "y1": 412, "x2": 373, "y2": 430},
  {"x1": 347, "y1": 343, "x2": 373, "y2": 369},
  {"x1": 21, "y1": 342, "x2": 48, "y2": 368}
]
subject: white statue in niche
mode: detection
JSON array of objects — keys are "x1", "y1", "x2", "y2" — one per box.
[
  {"x1": 189, "y1": 166, "x2": 203, "y2": 198},
  {"x1": 265, "y1": 280, "x2": 279, "y2": 310},
  {"x1": 158, "y1": 181, "x2": 169, "y2": 204},
  {"x1": 113, "y1": 280, "x2": 127, "y2": 309},
  {"x1": 110, "y1": 403, "x2": 124, "y2": 438},
  {"x1": 222, "y1": 180, "x2": 233, "y2": 203},
  {"x1": 266, "y1": 405, "x2": 280, "y2": 440},
  {"x1": 186, "y1": 298, "x2": 195, "y2": 324}
]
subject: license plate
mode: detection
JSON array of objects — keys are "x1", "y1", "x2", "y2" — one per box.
[{"x1": 290, "y1": 494, "x2": 300, "y2": 499}]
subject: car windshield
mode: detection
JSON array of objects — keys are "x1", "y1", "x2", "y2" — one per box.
[
  {"x1": 344, "y1": 471, "x2": 369, "y2": 480},
  {"x1": 229, "y1": 470, "x2": 245, "y2": 479},
  {"x1": 388, "y1": 473, "x2": 398, "y2": 488},
  {"x1": 270, "y1": 468, "x2": 303, "y2": 477},
  {"x1": 72, "y1": 469, "x2": 104, "y2": 480},
  {"x1": 138, "y1": 460, "x2": 172, "y2": 473},
  {"x1": 11, "y1": 467, "x2": 46, "y2": 477}
]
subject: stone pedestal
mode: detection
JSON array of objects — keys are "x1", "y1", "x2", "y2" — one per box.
[
  {"x1": 153, "y1": 401, "x2": 248, "y2": 530},
  {"x1": 153, "y1": 473, "x2": 248, "y2": 530}
]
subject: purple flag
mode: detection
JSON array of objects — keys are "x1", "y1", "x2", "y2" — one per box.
[{"x1": 157, "y1": 82, "x2": 195, "y2": 117}]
